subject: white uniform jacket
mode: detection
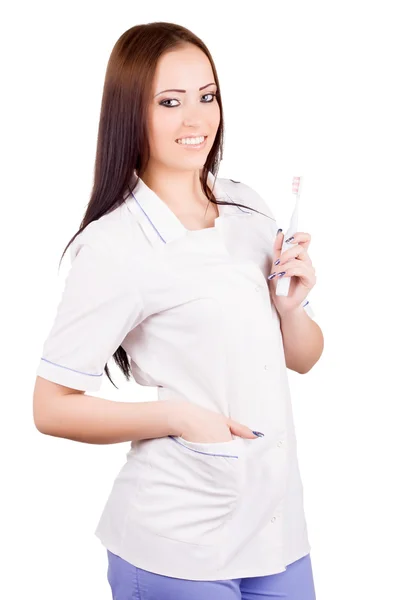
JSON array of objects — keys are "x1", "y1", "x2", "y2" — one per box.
[{"x1": 36, "y1": 170, "x2": 313, "y2": 580}]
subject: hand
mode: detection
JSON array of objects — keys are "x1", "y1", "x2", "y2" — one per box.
[
  {"x1": 166, "y1": 400, "x2": 259, "y2": 443},
  {"x1": 267, "y1": 231, "x2": 316, "y2": 316}
]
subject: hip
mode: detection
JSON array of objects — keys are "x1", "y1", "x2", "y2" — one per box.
[
  {"x1": 117, "y1": 433, "x2": 288, "y2": 546},
  {"x1": 106, "y1": 548, "x2": 316, "y2": 599}
]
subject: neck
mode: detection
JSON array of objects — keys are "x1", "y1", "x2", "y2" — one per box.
[{"x1": 140, "y1": 163, "x2": 212, "y2": 210}]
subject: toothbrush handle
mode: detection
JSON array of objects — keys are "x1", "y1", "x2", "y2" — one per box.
[
  {"x1": 275, "y1": 197, "x2": 299, "y2": 297},
  {"x1": 275, "y1": 239, "x2": 293, "y2": 296}
]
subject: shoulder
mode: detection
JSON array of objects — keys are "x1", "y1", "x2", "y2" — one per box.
[
  {"x1": 217, "y1": 177, "x2": 276, "y2": 221},
  {"x1": 69, "y1": 220, "x2": 115, "y2": 267},
  {"x1": 69, "y1": 203, "x2": 142, "y2": 269},
  {"x1": 64, "y1": 215, "x2": 145, "y2": 303}
]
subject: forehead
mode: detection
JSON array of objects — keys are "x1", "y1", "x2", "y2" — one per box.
[{"x1": 153, "y1": 45, "x2": 214, "y2": 90}]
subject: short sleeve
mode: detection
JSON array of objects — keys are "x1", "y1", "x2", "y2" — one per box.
[
  {"x1": 301, "y1": 299, "x2": 315, "y2": 318},
  {"x1": 36, "y1": 231, "x2": 145, "y2": 391}
]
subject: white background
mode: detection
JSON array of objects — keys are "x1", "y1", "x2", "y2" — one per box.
[{"x1": 1, "y1": 1, "x2": 399, "y2": 598}]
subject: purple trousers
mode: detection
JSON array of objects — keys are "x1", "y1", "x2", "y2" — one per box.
[{"x1": 106, "y1": 550, "x2": 316, "y2": 599}]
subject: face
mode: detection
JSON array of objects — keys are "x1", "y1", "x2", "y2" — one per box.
[{"x1": 147, "y1": 44, "x2": 221, "y2": 172}]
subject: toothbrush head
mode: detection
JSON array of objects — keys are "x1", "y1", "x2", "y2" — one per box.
[{"x1": 292, "y1": 176, "x2": 304, "y2": 196}]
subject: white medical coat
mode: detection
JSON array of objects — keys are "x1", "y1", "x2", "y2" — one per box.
[{"x1": 36, "y1": 170, "x2": 313, "y2": 580}]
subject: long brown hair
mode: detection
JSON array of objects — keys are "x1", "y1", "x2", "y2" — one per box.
[{"x1": 58, "y1": 22, "x2": 268, "y2": 389}]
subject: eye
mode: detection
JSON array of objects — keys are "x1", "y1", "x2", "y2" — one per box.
[
  {"x1": 159, "y1": 93, "x2": 218, "y2": 108},
  {"x1": 202, "y1": 93, "x2": 217, "y2": 102}
]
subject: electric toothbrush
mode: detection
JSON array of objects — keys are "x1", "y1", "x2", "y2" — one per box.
[{"x1": 275, "y1": 176, "x2": 303, "y2": 297}]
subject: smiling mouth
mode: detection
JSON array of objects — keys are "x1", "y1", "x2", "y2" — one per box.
[{"x1": 175, "y1": 136, "x2": 208, "y2": 147}]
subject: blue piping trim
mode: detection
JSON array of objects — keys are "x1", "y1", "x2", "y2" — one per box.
[
  {"x1": 302, "y1": 300, "x2": 309, "y2": 307},
  {"x1": 40, "y1": 357, "x2": 103, "y2": 377},
  {"x1": 131, "y1": 192, "x2": 167, "y2": 244},
  {"x1": 169, "y1": 435, "x2": 239, "y2": 458},
  {"x1": 131, "y1": 190, "x2": 251, "y2": 246}
]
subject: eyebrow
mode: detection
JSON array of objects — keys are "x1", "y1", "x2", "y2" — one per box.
[{"x1": 154, "y1": 82, "x2": 217, "y2": 97}]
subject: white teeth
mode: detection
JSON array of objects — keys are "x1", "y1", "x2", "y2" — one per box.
[{"x1": 177, "y1": 136, "x2": 205, "y2": 145}]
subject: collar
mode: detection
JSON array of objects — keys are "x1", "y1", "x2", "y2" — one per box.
[{"x1": 125, "y1": 170, "x2": 251, "y2": 246}]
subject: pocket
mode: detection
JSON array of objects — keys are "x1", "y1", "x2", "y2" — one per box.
[
  {"x1": 128, "y1": 435, "x2": 244, "y2": 545},
  {"x1": 170, "y1": 435, "x2": 241, "y2": 458}
]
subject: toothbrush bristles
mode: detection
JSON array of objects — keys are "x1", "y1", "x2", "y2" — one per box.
[{"x1": 292, "y1": 176, "x2": 302, "y2": 195}]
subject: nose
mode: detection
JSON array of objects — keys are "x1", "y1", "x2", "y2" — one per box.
[{"x1": 182, "y1": 103, "x2": 204, "y2": 128}]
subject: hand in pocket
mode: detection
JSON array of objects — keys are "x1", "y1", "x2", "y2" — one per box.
[{"x1": 166, "y1": 400, "x2": 260, "y2": 443}]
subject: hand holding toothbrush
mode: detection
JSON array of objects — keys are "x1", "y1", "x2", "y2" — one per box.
[{"x1": 267, "y1": 230, "x2": 316, "y2": 317}]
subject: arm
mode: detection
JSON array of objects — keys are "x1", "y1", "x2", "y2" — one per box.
[
  {"x1": 33, "y1": 377, "x2": 180, "y2": 444},
  {"x1": 279, "y1": 305, "x2": 324, "y2": 374},
  {"x1": 33, "y1": 379, "x2": 257, "y2": 445}
]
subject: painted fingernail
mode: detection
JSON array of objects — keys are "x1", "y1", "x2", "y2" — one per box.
[
  {"x1": 285, "y1": 236, "x2": 295, "y2": 243},
  {"x1": 277, "y1": 271, "x2": 286, "y2": 277},
  {"x1": 267, "y1": 272, "x2": 277, "y2": 280},
  {"x1": 274, "y1": 259, "x2": 280, "y2": 266},
  {"x1": 276, "y1": 228, "x2": 283, "y2": 235},
  {"x1": 252, "y1": 431, "x2": 265, "y2": 437}
]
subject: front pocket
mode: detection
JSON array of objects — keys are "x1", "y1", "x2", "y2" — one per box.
[
  {"x1": 128, "y1": 435, "x2": 244, "y2": 545},
  {"x1": 169, "y1": 435, "x2": 241, "y2": 458}
]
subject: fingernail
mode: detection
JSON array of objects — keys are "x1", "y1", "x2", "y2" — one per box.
[
  {"x1": 274, "y1": 259, "x2": 280, "y2": 266},
  {"x1": 277, "y1": 271, "x2": 286, "y2": 277},
  {"x1": 267, "y1": 272, "x2": 277, "y2": 280},
  {"x1": 276, "y1": 228, "x2": 282, "y2": 235},
  {"x1": 252, "y1": 431, "x2": 265, "y2": 437},
  {"x1": 285, "y1": 236, "x2": 294, "y2": 243}
]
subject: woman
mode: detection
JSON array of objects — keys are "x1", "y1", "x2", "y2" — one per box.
[{"x1": 33, "y1": 22, "x2": 323, "y2": 600}]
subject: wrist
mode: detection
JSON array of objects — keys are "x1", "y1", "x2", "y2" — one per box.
[
  {"x1": 164, "y1": 399, "x2": 187, "y2": 437},
  {"x1": 277, "y1": 303, "x2": 305, "y2": 320}
]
